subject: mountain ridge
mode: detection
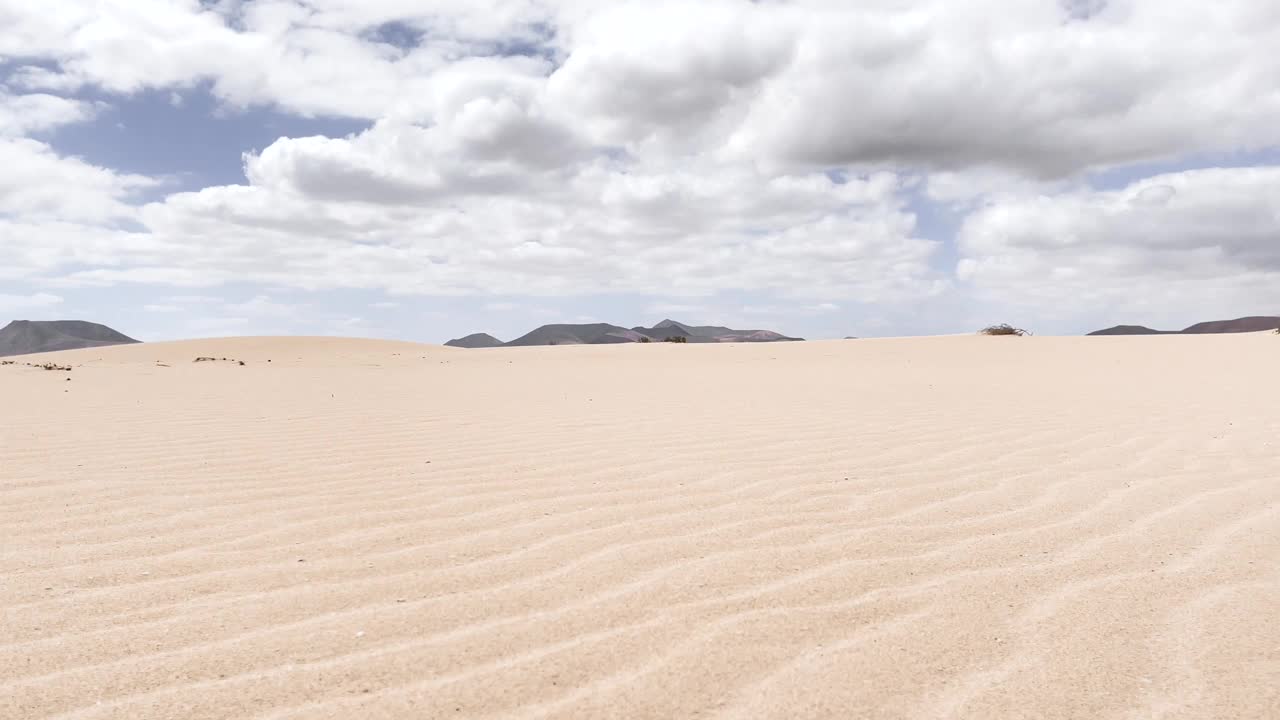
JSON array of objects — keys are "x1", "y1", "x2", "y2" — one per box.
[
  {"x1": 0, "y1": 320, "x2": 140, "y2": 357},
  {"x1": 1088, "y1": 316, "x2": 1280, "y2": 336},
  {"x1": 449, "y1": 320, "x2": 804, "y2": 347},
  {"x1": 444, "y1": 333, "x2": 505, "y2": 349}
]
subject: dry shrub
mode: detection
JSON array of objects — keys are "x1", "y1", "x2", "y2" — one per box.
[
  {"x1": 977, "y1": 325, "x2": 1029, "y2": 335},
  {"x1": 22, "y1": 362, "x2": 72, "y2": 371}
]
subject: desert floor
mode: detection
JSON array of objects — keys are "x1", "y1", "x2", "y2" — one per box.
[{"x1": 2, "y1": 334, "x2": 1278, "y2": 719}]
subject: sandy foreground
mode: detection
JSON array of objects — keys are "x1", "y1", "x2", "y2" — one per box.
[{"x1": 1, "y1": 334, "x2": 1277, "y2": 719}]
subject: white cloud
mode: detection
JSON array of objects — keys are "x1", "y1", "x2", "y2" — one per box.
[
  {"x1": 1, "y1": 0, "x2": 1278, "y2": 338},
  {"x1": 957, "y1": 166, "x2": 1280, "y2": 328},
  {"x1": 721, "y1": 1, "x2": 1280, "y2": 177},
  {"x1": 0, "y1": 92, "x2": 97, "y2": 136},
  {"x1": 224, "y1": 295, "x2": 305, "y2": 319},
  {"x1": 924, "y1": 169, "x2": 1074, "y2": 209},
  {"x1": 0, "y1": 219, "x2": 164, "y2": 284},
  {"x1": 0, "y1": 292, "x2": 63, "y2": 314},
  {"x1": 0, "y1": 138, "x2": 156, "y2": 223},
  {"x1": 4, "y1": 1, "x2": 1277, "y2": 175},
  {"x1": 0, "y1": 100, "x2": 920, "y2": 303},
  {"x1": 645, "y1": 302, "x2": 711, "y2": 317},
  {"x1": 0, "y1": 0, "x2": 541, "y2": 120},
  {"x1": 542, "y1": 0, "x2": 1280, "y2": 177},
  {"x1": 545, "y1": 1, "x2": 794, "y2": 152},
  {"x1": 126, "y1": 141, "x2": 942, "y2": 300},
  {"x1": 136, "y1": 293, "x2": 380, "y2": 341}
]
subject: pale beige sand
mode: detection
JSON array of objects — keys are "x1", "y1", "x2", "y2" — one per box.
[{"x1": 2, "y1": 334, "x2": 1278, "y2": 719}]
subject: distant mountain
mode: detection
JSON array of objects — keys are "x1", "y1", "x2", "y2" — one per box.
[
  {"x1": 1088, "y1": 316, "x2": 1280, "y2": 336},
  {"x1": 445, "y1": 333, "x2": 505, "y2": 349},
  {"x1": 0, "y1": 320, "x2": 139, "y2": 357},
  {"x1": 1087, "y1": 325, "x2": 1170, "y2": 336},
  {"x1": 632, "y1": 319, "x2": 802, "y2": 344},
  {"x1": 1181, "y1": 316, "x2": 1280, "y2": 334},
  {"x1": 452, "y1": 319, "x2": 803, "y2": 347},
  {"x1": 505, "y1": 323, "x2": 647, "y2": 346}
]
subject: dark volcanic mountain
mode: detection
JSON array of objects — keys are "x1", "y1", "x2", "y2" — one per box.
[
  {"x1": 633, "y1": 319, "x2": 802, "y2": 344},
  {"x1": 1180, "y1": 316, "x2": 1280, "y2": 334},
  {"x1": 504, "y1": 323, "x2": 647, "y2": 346},
  {"x1": 452, "y1": 319, "x2": 803, "y2": 347},
  {"x1": 1088, "y1": 316, "x2": 1280, "y2": 336},
  {"x1": 444, "y1": 333, "x2": 505, "y2": 349},
  {"x1": 1087, "y1": 325, "x2": 1169, "y2": 336},
  {"x1": 0, "y1": 320, "x2": 139, "y2": 357}
]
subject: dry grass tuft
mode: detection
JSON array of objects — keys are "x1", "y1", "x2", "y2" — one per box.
[
  {"x1": 194, "y1": 357, "x2": 246, "y2": 365},
  {"x1": 980, "y1": 324, "x2": 1032, "y2": 337},
  {"x1": 1, "y1": 359, "x2": 71, "y2": 370}
]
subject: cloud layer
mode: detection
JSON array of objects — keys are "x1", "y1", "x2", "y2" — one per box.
[{"x1": 2, "y1": 0, "x2": 1277, "y2": 337}]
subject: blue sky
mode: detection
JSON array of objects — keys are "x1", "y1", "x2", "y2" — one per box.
[
  {"x1": 49, "y1": 87, "x2": 370, "y2": 191},
  {"x1": 2, "y1": 1, "x2": 1278, "y2": 343}
]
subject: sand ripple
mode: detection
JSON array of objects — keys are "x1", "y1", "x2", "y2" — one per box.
[{"x1": 2, "y1": 335, "x2": 1277, "y2": 718}]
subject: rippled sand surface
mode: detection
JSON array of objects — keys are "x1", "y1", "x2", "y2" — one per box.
[{"x1": 2, "y1": 334, "x2": 1278, "y2": 719}]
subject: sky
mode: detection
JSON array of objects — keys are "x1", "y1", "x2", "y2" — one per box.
[{"x1": 1, "y1": 0, "x2": 1278, "y2": 343}]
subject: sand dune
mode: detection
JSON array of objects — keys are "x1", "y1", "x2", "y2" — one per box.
[{"x1": 2, "y1": 334, "x2": 1278, "y2": 719}]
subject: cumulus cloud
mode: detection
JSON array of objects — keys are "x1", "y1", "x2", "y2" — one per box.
[
  {"x1": 0, "y1": 91, "x2": 97, "y2": 136},
  {"x1": 0, "y1": 137, "x2": 163, "y2": 283},
  {"x1": 0, "y1": 0, "x2": 546, "y2": 119},
  {"x1": 543, "y1": 0, "x2": 1280, "y2": 176},
  {"x1": 957, "y1": 167, "x2": 1280, "y2": 326},
  {"x1": 0, "y1": 138, "x2": 156, "y2": 222},
  {"x1": 242, "y1": 68, "x2": 584, "y2": 205},
  {"x1": 4, "y1": 1, "x2": 1278, "y2": 175},
  {"x1": 1, "y1": 0, "x2": 1278, "y2": 338},
  {"x1": 0, "y1": 292, "x2": 63, "y2": 314},
  {"x1": 545, "y1": 1, "x2": 795, "y2": 151},
  {"x1": 122, "y1": 133, "x2": 941, "y2": 301},
  {"x1": 738, "y1": 1, "x2": 1280, "y2": 176}
]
